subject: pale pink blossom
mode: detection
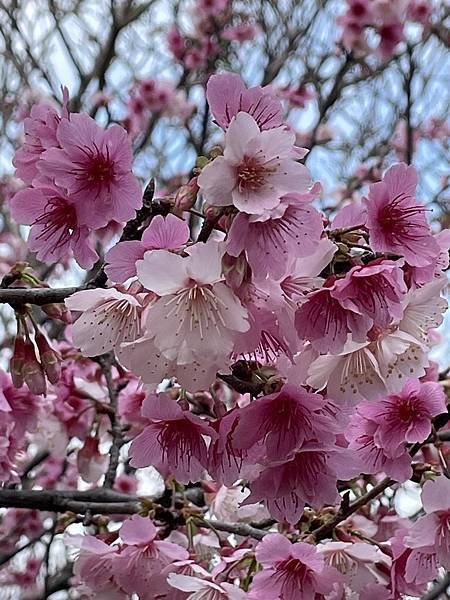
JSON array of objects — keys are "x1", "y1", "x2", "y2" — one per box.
[
  {"x1": 10, "y1": 184, "x2": 98, "y2": 268},
  {"x1": 167, "y1": 573, "x2": 246, "y2": 599},
  {"x1": 129, "y1": 393, "x2": 217, "y2": 483},
  {"x1": 13, "y1": 97, "x2": 68, "y2": 184},
  {"x1": 250, "y1": 534, "x2": 340, "y2": 599},
  {"x1": 307, "y1": 326, "x2": 430, "y2": 404},
  {"x1": 77, "y1": 436, "x2": 109, "y2": 484},
  {"x1": 105, "y1": 214, "x2": 190, "y2": 283},
  {"x1": 406, "y1": 477, "x2": 450, "y2": 569},
  {"x1": 115, "y1": 515, "x2": 188, "y2": 599},
  {"x1": 118, "y1": 334, "x2": 219, "y2": 392},
  {"x1": 37, "y1": 113, "x2": 141, "y2": 228},
  {"x1": 391, "y1": 529, "x2": 437, "y2": 597},
  {"x1": 198, "y1": 112, "x2": 311, "y2": 215},
  {"x1": 365, "y1": 163, "x2": 439, "y2": 266},
  {"x1": 318, "y1": 541, "x2": 385, "y2": 592},
  {"x1": 70, "y1": 535, "x2": 122, "y2": 594},
  {"x1": 65, "y1": 287, "x2": 144, "y2": 357},
  {"x1": 206, "y1": 72, "x2": 283, "y2": 131},
  {"x1": 136, "y1": 241, "x2": 248, "y2": 366}
]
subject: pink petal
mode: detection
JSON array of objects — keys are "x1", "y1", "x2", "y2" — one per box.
[
  {"x1": 141, "y1": 214, "x2": 190, "y2": 250},
  {"x1": 105, "y1": 240, "x2": 145, "y2": 283}
]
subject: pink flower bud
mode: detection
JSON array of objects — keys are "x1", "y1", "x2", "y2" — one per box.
[
  {"x1": 41, "y1": 303, "x2": 71, "y2": 323},
  {"x1": 222, "y1": 252, "x2": 251, "y2": 290},
  {"x1": 35, "y1": 331, "x2": 61, "y2": 384},
  {"x1": 10, "y1": 335, "x2": 26, "y2": 388},
  {"x1": 22, "y1": 340, "x2": 46, "y2": 395},
  {"x1": 174, "y1": 177, "x2": 199, "y2": 211}
]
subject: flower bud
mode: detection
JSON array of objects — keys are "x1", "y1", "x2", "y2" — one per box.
[
  {"x1": 174, "y1": 177, "x2": 199, "y2": 211},
  {"x1": 222, "y1": 252, "x2": 251, "y2": 290},
  {"x1": 35, "y1": 331, "x2": 61, "y2": 384},
  {"x1": 22, "y1": 340, "x2": 46, "y2": 395},
  {"x1": 41, "y1": 303, "x2": 71, "y2": 323},
  {"x1": 10, "y1": 335, "x2": 26, "y2": 388}
]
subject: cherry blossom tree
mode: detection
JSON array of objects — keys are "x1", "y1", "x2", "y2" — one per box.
[{"x1": 0, "y1": 0, "x2": 449, "y2": 598}]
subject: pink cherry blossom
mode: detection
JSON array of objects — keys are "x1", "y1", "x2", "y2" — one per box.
[
  {"x1": 245, "y1": 443, "x2": 344, "y2": 523},
  {"x1": 136, "y1": 241, "x2": 249, "y2": 366},
  {"x1": 307, "y1": 324, "x2": 430, "y2": 404},
  {"x1": 13, "y1": 99, "x2": 66, "y2": 184},
  {"x1": 10, "y1": 185, "x2": 98, "y2": 269},
  {"x1": 294, "y1": 278, "x2": 371, "y2": 354},
  {"x1": 197, "y1": 112, "x2": 311, "y2": 215},
  {"x1": 105, "y1": 214, "x2": 190, "y2": 283},
  {"x1": 345, "y1": 405, "x2": 413, "y2": 482},
  {"x1": 65, "y1": 287, "x2": 144, "y2": 356},
  {"x1": 365, "y1": 163, "x2": 439, "y2": 266},
  {"x1": 250, "y1": 534, "x2": 340, "y2": 599},
  {"x1": 71, "y1": 535, "x2": 122, "y2": 593},
  {"x1": 406, "y1": 477, "x2": 450, "y2": 570},
  {"x1": 129, "y1": 393, "x2": 217, "y2": 483},
  {"x1": 331, "y1": 259, "x2": 407, "y2": 328},
  {"x1": 167, "y1": 573, "x2": 246, "y2": 599},
  {"x1": 390, "y1": 529, "x2": 433, "y2": 599},
  {"x1": 114, "y1": 515, "x2": 188, "y2": 599},
  {"x1": 118, "y1": 334, "x2": 219, "y2": 392},
  {"x1": 360, "y1": 379, "x2": 446, "y2": 453},
  {"x1": 231, "y1": 384, "x2": 335, "y2": 464},
  {"x1": 206, "y1": 72, "x2": 283, "y2": 131},
  {"x1": 37, "y1": 113, "x2": 142, "y2": 228},
  {"x1": 226, "y1": 188, "x2": 323, "y2": 280},
  {"x1": 318, "y1": 541, "x2": 385, "y2": 593}
]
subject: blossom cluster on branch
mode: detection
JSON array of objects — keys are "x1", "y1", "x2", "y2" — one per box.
[{"x1": 0, "y1": 0, "x2": 448, "y2": 599}]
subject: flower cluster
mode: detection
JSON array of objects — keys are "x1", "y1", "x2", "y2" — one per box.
[
  {"x1": 338, "y1": 0, "x2": 435, "y2": 58},
  {"x1": 10, "y1": 90, "x2": 141, "y2": 268},
  {"x1": 3, "y1": 67, "x2": 449, "y2": 600}
]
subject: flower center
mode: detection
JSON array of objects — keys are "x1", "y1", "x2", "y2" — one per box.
[
  {"x1": 236, "y1": 156, "x2": 268, "y2": 192},
  {"x1": 33, "y1": 196, "x2": 77, "y2": 246}
]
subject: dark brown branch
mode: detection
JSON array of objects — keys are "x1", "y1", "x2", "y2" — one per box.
[
  {"x1": 99, "y1": 354, "x2": 123, "y2": 488},
  {"x1": 310, "y1": 476, "x2": 394, "y2": 541}
]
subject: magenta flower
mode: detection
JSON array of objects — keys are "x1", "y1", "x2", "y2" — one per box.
[
  {"x1": 206, "y1": 72, "x2": 283, "y2": 130},
  {"x1": 407, "y1": 477, "x2": 450, "y2": 570},
  {"x1": 129, "y1": 393, "x2": 217, "y2": 483},
  {"x1": 365, "y1": 163, "x2": 439, "y2": 266},
  {"x1": 345, "y1": 406, "x2": 413, "y2": 482},
  {"x1": 250, "y1": 534, "x2": 340, "y2": 599},
  {"x1": 246, "y1": 443, "x2": 343, "y2": 523},
  {"x1": 295, "y1": 279, "x2": 371, "y2": 354},
  {"x1": 10, "y1": 185, "x2": 98, "y2": 268},
  {"x1": 136, "y1": 240, "x2": 249, "y2": 366},
  {"x1": 37, "y1": 113, "x2": 142, "y2": 228},
  {"x1": 197, "y1": 112, "x2": 311, "y2": 215},
  {"x1": 231, "y1": 384, "x2": 335, "y2": 463},
  {"x1": 65, "y1": 287, "x2": 144, "y2": 356},
  {"x1": 331, "y1": 259, "x2": 407, "y2": 328},
  {"x1": 105, "y1": 214, "x2": 190, "y2": 283},
  {"x1": 226, "y1": 189, "x2": 323, "y2": 280},
  {"x1": 361, "y1": 379, "x2": 446, "y2": 453}
]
